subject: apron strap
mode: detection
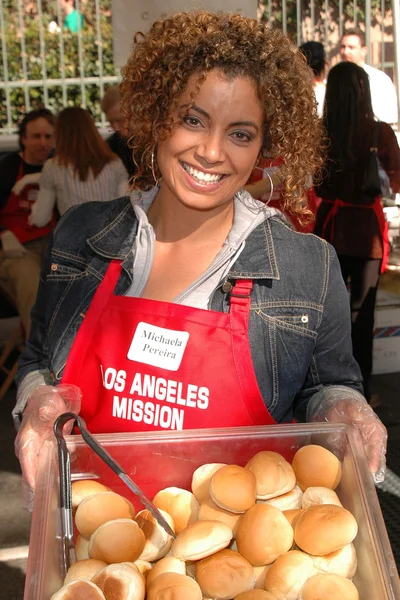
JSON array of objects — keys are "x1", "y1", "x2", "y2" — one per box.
[
  {"x1": 62, "y1": 260, "x2": 123, "y2": 385},
  {"x1": 229, "y1": 279, "x2": 276, "y2": 425}
]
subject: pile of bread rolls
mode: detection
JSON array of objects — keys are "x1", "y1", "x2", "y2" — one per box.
[{"x1": 50, "y1": 444, "x2": 360, "y2": 600}]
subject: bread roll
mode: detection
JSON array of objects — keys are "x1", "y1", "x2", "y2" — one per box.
[
  {"x1": 261, "y1": 485, "x2": 303, "y2": 511},
  {"x1": 235, "y1": 591, "x2": 277, "y2": 600},
  {"x1": 191, "y1": 463, "x2": 227, "y2": 503},
  {"x1": 294, "y1": 505, "x2": 358, "y2": 555},
  {"x1": 245, "y1": 451, "x2": 296, "y2": 500},
  {"x1": 89, "y1": 518, "x2": 145, "y2": 563},
  {"x1": 50, "y1": 580, "x2": 106, "y2": 599},
  {"x1": 147, "y1": 556, "x2": 186, "y2": 585},
  {"x1": 136, "y1": 509, "x2": 175, "y2": 561},
  {"x1": 301, "y1": 486, "x2": 342, "y2": 509},
  {"x1": 264, "y1": 550, "x2": 317, "y2": 599},
  {"x1": 64, "y1": 559, "x2": 107, "y2": 584},
  {"x1": 172, "y1": 520, "x2": 232, "y2": 561},
  {"x1": 132, "y1": 560, "x2": 152, "y2": 577},
  {"x1": 152, "y1": 487, "x2": 199, "y2": 534},
  {"x1": 283, "y1": 509, "x2": 304, "y2": 528},
  {"x1": 147, "y1": 572, "x2": 202, "y2": 600},
  {"x1": 75, "y1": 534, "x2": 90, "y2": 560},
  {"x1": 199, "y1": 496, "x2": 241, "y2": 534},
  {"x1": 75, "y1": 492, "x2": 135, "y2": 538},
  {"x1": 291, "y1": 445, "x2": 342, "y2": 491},
  {"x1": 210, "y1": 465, "x2": 256, "y2": 513},
  {"x1": 311, "y1": 542, "x2": 357, "y2": 578},
  {"x1": 253, "y1": 565, "x2": 271, "y2": 589},
  {"x1": 299, "y1": 573, "x2": 359, "y2": 599},
  {"x1": 195, "y1": 549, "x2": 255, "y2": 599},
  {"x1": 236, "y1": 504, "x2": 293, "y2": 565},
  {"x1": 92, "y1": 563, "x2": 145, "y2": 600},
  {"x1": 71, "y1": 480, "x2": 109, "y2": 512}
]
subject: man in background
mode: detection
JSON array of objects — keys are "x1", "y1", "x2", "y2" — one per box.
[
  {"x1": 101, "y1": 86, "x2": 136, "y2": 178},
  {"x1": 0, "y1": 109, "x2": 55, "y2": 336},
  {"x1": 340, "y1": 27, "x2": 398, "y2": 125}
]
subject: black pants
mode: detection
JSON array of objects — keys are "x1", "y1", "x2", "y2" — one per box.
[{"x1": 338, "y1": 255, "x2": 381, "y2": 400}]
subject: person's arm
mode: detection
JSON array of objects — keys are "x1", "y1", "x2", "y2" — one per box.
[
  {"x1": 29, "y1": 160, "x2": 56, "y2": 227},
  {"x1": 377, "y1": 123, "x2": 400, "y2": 194},
  {"x1": 115, "y1": 158, "x2": 130, "y2": 197},
  {"x1": 13, "y1": 229, "x2": 55, "y2": 425},
  {"x1": 293, "y1": 244, "x2": 387, "y2": 483},
  {"x1": 29, "y1": 188, "x2": 56, "y2": 227},
  {"x1": 0, "y1": 153, "x2": 20, "y2": 209}
]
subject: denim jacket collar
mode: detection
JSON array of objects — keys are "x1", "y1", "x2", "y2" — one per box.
[{"x1": 86, "y1": 199, "x2": 280, "y2": 281}]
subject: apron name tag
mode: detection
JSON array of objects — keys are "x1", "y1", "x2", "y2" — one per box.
[{"x1": 127, "y1": 322, "x2": 189, "y2": 372}]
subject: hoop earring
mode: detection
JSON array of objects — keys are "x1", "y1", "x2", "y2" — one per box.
[
  {"x1": 264, "y1": 172, "x2": 274, "y2": 206},
  {"x1": 150, "y1": 151, "x2": 159, "y2": 186}
]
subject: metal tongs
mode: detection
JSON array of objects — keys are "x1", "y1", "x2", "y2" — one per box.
[{"x1": 54, "y1": 412, "x2": 176, "y2": 575}]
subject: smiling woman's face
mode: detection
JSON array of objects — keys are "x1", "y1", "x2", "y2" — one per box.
[{"x1": 156, "y1": 70, "x2": 264, "y2": 213}]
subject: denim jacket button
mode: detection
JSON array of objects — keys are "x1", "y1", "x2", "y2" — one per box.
[
  {"x1": 301, "y1": 314, "x2": 309, "y2": 323},
  {"x1": 222, "y1": 281, "x2": 233, "y2": 293}
]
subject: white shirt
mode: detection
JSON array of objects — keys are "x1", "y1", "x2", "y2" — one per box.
[
  {"x1": 363, "y1": 63, "x2": 398, "y2": 125},
  {"x1": 30, "y1": 157, "x2": 129, "y2": 227}
]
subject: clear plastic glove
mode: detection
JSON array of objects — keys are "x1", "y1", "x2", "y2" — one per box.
[
  {"x1": 14, "y1": 384, "x2": 81, "y2": 510},
  {"x1": 310, "y1": 395, "x2": 388, "y2": 484},
  {"x1": 11, "y1": 173, "x2": 40, "y2": 195}
]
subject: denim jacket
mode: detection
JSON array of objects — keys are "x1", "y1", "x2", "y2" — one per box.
[{"x1": 14, "y1": 196, "x2": 364, "y2": 424}]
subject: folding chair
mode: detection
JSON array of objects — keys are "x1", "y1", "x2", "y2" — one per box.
[{"x1": 0, "y1": 290, "x2": 25, "y2": 401}]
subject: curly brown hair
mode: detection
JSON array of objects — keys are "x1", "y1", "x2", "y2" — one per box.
[{"x1": 120, "y1": 10, "x2": 323, "y2": 219}]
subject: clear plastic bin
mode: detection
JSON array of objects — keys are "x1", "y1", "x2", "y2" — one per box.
[{"x1": 25, "y1": 423, "x2": 400, "y2": 599}]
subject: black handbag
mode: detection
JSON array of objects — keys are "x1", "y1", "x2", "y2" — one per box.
[{"x1": 362, "y1": 121, "x2": 391, "y2": 202}]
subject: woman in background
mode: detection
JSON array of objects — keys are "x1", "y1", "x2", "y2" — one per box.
[
  {"x1": 30, "y1": 107, "x2": 129, "y2": 226},
  {"x1": 299, "y1": 41, "x2": 327, "y2": 117},
  {"x1": 314, "y1": 62, "x2": 400, "y2": 400}
]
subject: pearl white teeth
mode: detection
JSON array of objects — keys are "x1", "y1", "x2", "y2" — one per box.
[{"x1": 182, "y1": 162, "x2": 222, "y2": 184}]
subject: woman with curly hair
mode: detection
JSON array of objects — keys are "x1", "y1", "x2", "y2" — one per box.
[{"x1": 14, "y1": 10, "x2": 386, "y2": 498}]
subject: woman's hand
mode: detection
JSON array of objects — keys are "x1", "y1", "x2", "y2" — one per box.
[
  {"x1": 14, "y1": 384, "x2": 81, "y2": 510},
  {"x1": 313, "y1": 397, "x2": 388, "y2": 484}
]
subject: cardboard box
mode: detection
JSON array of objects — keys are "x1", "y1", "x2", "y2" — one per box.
[{"x1": 373, "y1": 290, "x2": 400, "y2": 374}]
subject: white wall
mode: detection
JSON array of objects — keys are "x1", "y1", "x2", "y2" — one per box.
[{"x1": 111, "y1": 0, "x2": 258, "y2": 68}]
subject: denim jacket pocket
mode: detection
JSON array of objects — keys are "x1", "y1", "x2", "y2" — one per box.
[
  {"x1": 47, "y1": 261, "x2": 88, "y2": 281},
  {"x1": 255, "y1": 306, "x2": 319, "y2": 339},
  {"x1": 251, "y1": 305, "x2": 320, "y2": 417}
]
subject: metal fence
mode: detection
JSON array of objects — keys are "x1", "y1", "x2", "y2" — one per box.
[
  {"x1": 1, "y1": 0, "x2": 399, "y2": 136},
  {"x1": 0, "y1": 0, "x2": 118, "y2": 135}
]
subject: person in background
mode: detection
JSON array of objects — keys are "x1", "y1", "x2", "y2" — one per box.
[
  {"x1": 0, "y1": 109, "x2": 55, "y2": 337},
  {"x1": 314, "y1": 62, "x2": 400, "y2": 400},
  {"x1": 30, "y1": 107, "x2": 129, "y2": 227},
  {"x1": 340, "y1": 27, "x2": 398, "y2": 125},
  {"x1": 59, "y1": 0, "x2": 84, "y2": 33},
  {"x1": 101, "y1": 86, "x2": 136, "y2": 178},
  {"x1": 14, "y1": 12, "x2": 387, "y2": 503},
  {"x1": 299, "y1": 41, "x2": 327, "y2": 117}
]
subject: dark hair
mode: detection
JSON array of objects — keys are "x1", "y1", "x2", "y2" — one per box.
[
  {"x1": 120, "y1": 10, "x2": 323, "y2": 220},
  {"x1": 323, "y1": 62, "x2": 374, "y2": 165},
  {"x1": 18, "y1": 108, "x2": 55, "y2": 150},
  {"x1": 341, "y1": 27, "x2": 366, "y2": 47},
  {"x1": 55, "y1": 107, "x2": 117, "y2": 181},
  {"x1": 299, "y1": 41, "x2": 326, "y2": 78}
]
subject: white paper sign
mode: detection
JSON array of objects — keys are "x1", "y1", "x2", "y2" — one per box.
[{"x1": 127, "y1": 322, "x2": 189, "y2": 371}]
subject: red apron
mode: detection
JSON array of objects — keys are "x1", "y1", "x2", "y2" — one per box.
[
  {"x1": 0, "y1": 160, "x2": 56, "y2": 244},
  {"x1": 321, "y1": 197, "x2": 390, "y2": 273},
  {"x1": 61, "y1": 260, "x2": 276, "y2": 433}
]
